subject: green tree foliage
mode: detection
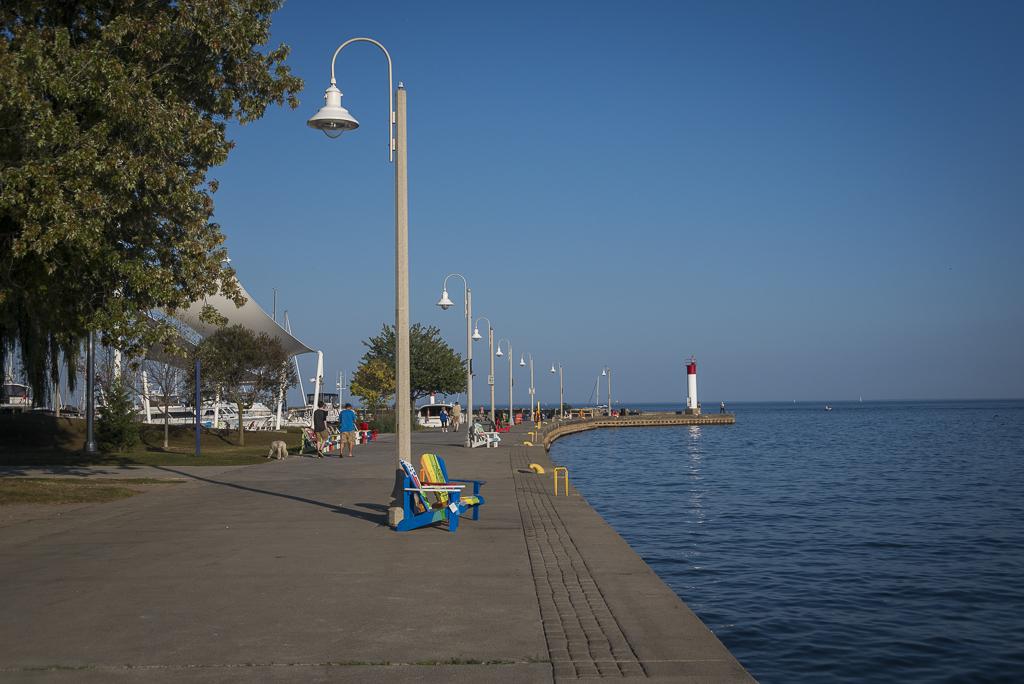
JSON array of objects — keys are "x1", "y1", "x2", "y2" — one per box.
[
  {"x1": 0, "y1": 1, "x2": 302, "y2": 404},
  {"x1": 356, "y1": 324, "x2": 466, "y2": 406},
  {"x1": 349, "y1": 358, "x2": 394, "y2": 413},
  {"x1": 193, "y1": 325, "x2": 295, "y2": 446},
  {"x1": 95, "y1": 376, "x2": 139, "y2": 453}
]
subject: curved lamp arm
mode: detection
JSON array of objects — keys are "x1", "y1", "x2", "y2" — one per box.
[
  {"x1": 495, "y1": 338, "x2": 512, "y2": 356},
  {"x1": 441, "y1": 273, "x2": 470, "y2": 316},
  {"x1": 473, "y1": 316, "x2": 493, "y2": 340},
  {"x1": 330, "y1": 37, "x2": 395, "y2": 162}
]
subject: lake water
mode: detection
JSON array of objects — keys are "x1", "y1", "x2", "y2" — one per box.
[{"x1": 548, "y1": 400, "x2": 1024, "y2": 683}]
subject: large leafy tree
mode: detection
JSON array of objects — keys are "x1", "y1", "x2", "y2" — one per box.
[
  {"x1": 357, "y1": 324, "x2": 466, "y2": 406},
  {"x1": 0, "y1": 1, "x2": 302, "y2": 404},
  {"x1": 193, "y1": 324, "x2": 295, "y2": 446}
]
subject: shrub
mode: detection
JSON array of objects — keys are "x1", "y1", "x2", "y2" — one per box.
[{"x1": 96, "y1": 378, "x2": 140, "y2": 452}]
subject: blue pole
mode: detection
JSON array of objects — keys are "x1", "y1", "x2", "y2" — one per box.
[{"x1": 194, "y1": 358, "x2": 201, "y2": 457}]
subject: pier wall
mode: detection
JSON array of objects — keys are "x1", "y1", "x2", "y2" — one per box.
[{"x1": 539, "y1": 412, "x2": 735, "y2": 450}]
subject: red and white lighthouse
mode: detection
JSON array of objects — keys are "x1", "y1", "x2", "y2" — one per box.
[{"x1": 685, "y1": 356, "x2": 699, "y2": 414}]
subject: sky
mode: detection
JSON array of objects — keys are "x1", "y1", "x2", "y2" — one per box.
[{"x1": 211, "y1": 0, "x2": 1023, "y2": 406}]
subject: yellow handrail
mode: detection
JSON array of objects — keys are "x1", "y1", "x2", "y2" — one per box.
[{"x1": 553, "y1": 467, "x2": 569, "y2": 496}]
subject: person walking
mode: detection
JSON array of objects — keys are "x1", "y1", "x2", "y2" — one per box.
[
  {"x1": 312, "y1": 401, "x2": 329, "y2": 458},
  {"x1": 450, "y1": 402, "x2": 462, "y2": 432},
  {"x1": 439, "y1": 406, "x2": 450, "y2": 433},
  {"x1": 339, "y1": 403, "x2": 358, "y2": 458}
]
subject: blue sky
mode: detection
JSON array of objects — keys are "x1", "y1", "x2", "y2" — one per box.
[{"x1": 212, "y1": 0, "x2": 1023, "y2": 405}]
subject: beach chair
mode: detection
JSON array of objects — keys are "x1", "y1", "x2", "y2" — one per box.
[
  {"x1": 395, "y1": 454, "x2": 485, "y2": 532},
  {"x1": 469, "y1": 420, "x2": 501, "y2": 448}
]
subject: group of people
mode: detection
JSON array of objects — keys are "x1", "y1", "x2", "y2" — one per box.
[
  {"x1": 312, "y1": 401, "x2": 359, "y2": 458},
  {"x1": 438, "y1": 402, "x2": 462, "y2": 433}
]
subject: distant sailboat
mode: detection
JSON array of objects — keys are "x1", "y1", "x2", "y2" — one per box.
[{"x1": 825, "y1": 405, "x2": 833, "y2": 412}]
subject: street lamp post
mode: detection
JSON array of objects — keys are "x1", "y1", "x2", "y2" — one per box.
[
  {"x1": 307, "y1": 37, "x2": 411, "y2": 465},
  {"x1": 438, "y1": 274, "x2": 472, "y2": 447},
  {"x1": 473, "y1": 317, "x2": 495, "y2": 425},
  {"x1": 519, "y1": 353, "x2": 535, "y2": 425},
  {"x1": 550, "y1": 363, "x2": 564, "y2": 421},
  {"x1": 602, "y1": 366, "x2": 612, "y2": 416},
  {"x1": 496, "y1": 338, "x2": 513, "y2": 427}
]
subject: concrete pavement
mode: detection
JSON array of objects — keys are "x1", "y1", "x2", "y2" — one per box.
[{"x1": 0, "y1": 424, "x2": 753, "y2": 682}]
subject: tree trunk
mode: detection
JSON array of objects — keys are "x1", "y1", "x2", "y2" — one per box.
[
  {"x1": 236, "y1": 399, "x2": 245, "y2": 446},
  {"x1": 163, "y1": 397, "x2": 169, "y2": 449}
]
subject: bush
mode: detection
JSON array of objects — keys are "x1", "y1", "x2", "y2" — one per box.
[{"x1": 96, "y1": 378, "x2": 140, "y2": 453}]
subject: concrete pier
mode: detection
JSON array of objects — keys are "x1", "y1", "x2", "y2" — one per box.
[
  {"x1": 0, "y1": 424, "x2": 753, "y2": 682},
  {"x1": 540, "y1": 412, "x2": 736, "y2": 450}
]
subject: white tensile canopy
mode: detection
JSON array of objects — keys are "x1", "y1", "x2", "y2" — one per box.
[{"x1": 172, "y1": 279, "x2": 314, "y2": 358}]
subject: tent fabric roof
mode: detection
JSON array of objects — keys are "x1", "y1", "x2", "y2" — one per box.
[{"x1": 173, "y1": 279, "x2": 314, "y2": 358}]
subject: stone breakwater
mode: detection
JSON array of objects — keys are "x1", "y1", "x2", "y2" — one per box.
[{"x1": 540, "y1": 412, "x2": 736, "y2": 450}]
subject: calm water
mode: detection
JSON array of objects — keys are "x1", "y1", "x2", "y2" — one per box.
[{"x1": 548, "y1": 400, "x2": 1024, "y2": 683}]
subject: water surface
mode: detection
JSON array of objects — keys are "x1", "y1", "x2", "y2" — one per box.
[{"x1": 549, "y1": 400, "x2": 1024, "y2": 682}]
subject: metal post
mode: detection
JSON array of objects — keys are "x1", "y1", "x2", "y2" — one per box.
[
  {"x1": 508, "y1": 343, "x2": 513, "y2": 427},
  {"x1": 488, "y1": 326, "x2": 495, "y2": 425},
  {"x1": 84, "y1": 331, "x2": 97, "y2": 453},
  {"x1": 194, "y1": 358, "x2": 201, "y2": 457},
  {"x1": 465, "y1": 288, "x2": 473, "y2": 448},
  {"x1": 395, "y1": 84, "x2": 412, "y2": 463},
  {"x1": 559, "y1": 366, "x2": 564, "y2": 421},
  {"x1": 602, "y1": 368, "x2": 610, "y2": 417},
  {"x1": 272, "y1": 288, "x2": 277, "y2": 323}
]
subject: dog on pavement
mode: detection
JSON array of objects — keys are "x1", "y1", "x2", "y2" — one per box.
[{"x1": 267, "y1": 440, "x2": 289, "y2": 460}]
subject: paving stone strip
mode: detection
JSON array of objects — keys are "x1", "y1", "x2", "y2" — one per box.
[{"x1": 511, "y1": 447, "x2": 647, "y2": 680}]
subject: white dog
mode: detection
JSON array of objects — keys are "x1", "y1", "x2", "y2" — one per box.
[{"x1": 267, "y1": 440, "x2": 289, "y2": 460}]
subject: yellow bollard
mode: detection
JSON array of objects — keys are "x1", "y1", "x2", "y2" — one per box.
[{"x1": 553, "y1": 467, "x2": 569, "y2": 496}]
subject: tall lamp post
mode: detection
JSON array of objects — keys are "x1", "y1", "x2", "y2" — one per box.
[
  {"x1": 519, "y1": 353, "x2": 535, "y2": 425},
  {"x1": 495, "y1": 338, "x2": 514, "y2": 427},
  {"x1": 307, "y1": 37, "x2": 411, "y2": 465},
  {"x1": 550, "y1": 362, "x2": 564, "y2": 421},
  {"x1": 438, "y1": 274, "x2": 472, "y2": 447},
  {"x1": 602, "y1": 366, "x2": 612, "y2": 416},
  {"x1": 472, "y1": 317, "x2": 495, "y2": 425}
]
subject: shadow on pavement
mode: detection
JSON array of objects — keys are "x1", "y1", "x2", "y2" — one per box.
[{"x1": 152, "y1": 465, "x2": 388, "y2": 526}]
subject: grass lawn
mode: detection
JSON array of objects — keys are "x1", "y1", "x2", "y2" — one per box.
[
  {"x1": 0, "y1": 478, "x2": 182, "y2": 506},
  {"x1": 0, "y1": 414, "x2": 302, "y2": 466}
]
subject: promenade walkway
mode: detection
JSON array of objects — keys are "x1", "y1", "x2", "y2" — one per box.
[{"x1": 0, "y1": 424, "x2": 753, "y2": 682}]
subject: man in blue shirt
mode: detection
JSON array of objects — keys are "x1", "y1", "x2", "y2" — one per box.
[{"x1": 339, "y1": 403, "x2": 358, "y2": 458}]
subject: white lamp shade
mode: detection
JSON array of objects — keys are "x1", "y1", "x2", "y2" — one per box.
[
  {"x1": 472, "y1": 327, "x2": 482, "y2": 341},
  {"x1": 550, "y1": 365, "x2": 556, "y2": 374},
  {"x1": 437, "y1": 289, "x2": 454, "y2": 309},
  {"x1": 601, "y1": 368, "x2": 607, "y2": 376},
  {"x1": 519, "y1": 355, "x2": 526, "y2": 367},
  {"x1": 307, "y1": 85, "x2": 360, "y2": 138},
  {"x1": 496, "y1": 345, "x2": 504, "y2": 357}
]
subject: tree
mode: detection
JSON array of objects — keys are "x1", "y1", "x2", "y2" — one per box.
[
  {"x1": 357, "y1": 324, "x2": 466, "y2": 405},
  {"x1": 349, "y1": 358, "x2": 394, "y2": 413},
  {"x1": 0, "y1": 1, "x2": 302, "y2": 402},
  {"x1": 95, "y1": 376, "x2": 139, "y2": 453},
  {"x1": 144, "y1": 360, "x2": 184, "y2": 450},
  {"x1": 194, "y1": 325, "x2": 295, "y2": 446}
]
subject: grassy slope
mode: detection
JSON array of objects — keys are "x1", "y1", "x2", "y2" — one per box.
[{"x1": 0, "y1": 414, "x2": 303, "y2": 466}]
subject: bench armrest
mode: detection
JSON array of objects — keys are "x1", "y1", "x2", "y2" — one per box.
[{"x1": 449, "y1": 478, "x2": 486, "y2": 486}]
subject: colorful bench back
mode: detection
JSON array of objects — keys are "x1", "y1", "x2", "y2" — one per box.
[
  {"x1": 399, "y1": 458, "x2": 430, "y2": 513},
  {"x1": 419, "y1": 453, "x2": 452, "y2": 508}
]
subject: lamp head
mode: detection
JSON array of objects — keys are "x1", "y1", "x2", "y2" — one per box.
[
  {"x1": 519, "y1": 355, "x2": 526, "y2": 367},
  {"x1": 437, "y1": 289, "x2": 454, "y2": 310},
  {"x1": 550, "y1": 364, "x2": 557, "y2": 374},
  {"x1": 472, "y1": 326, "x2": 482, "y2": 341},
  {"x1": 601, "y1": 368, "x2": 607, "y2": 376},
  {"x1": 496, "y1": 345, "x2": 504, "y2": 357},
  {"x1": 307, "y1": 85, "x2": 360, "y2": 138}
]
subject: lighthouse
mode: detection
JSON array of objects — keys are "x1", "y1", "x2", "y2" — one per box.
[{"x1": 685, "y1": 356, "x2": 699, "y2": 415}]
